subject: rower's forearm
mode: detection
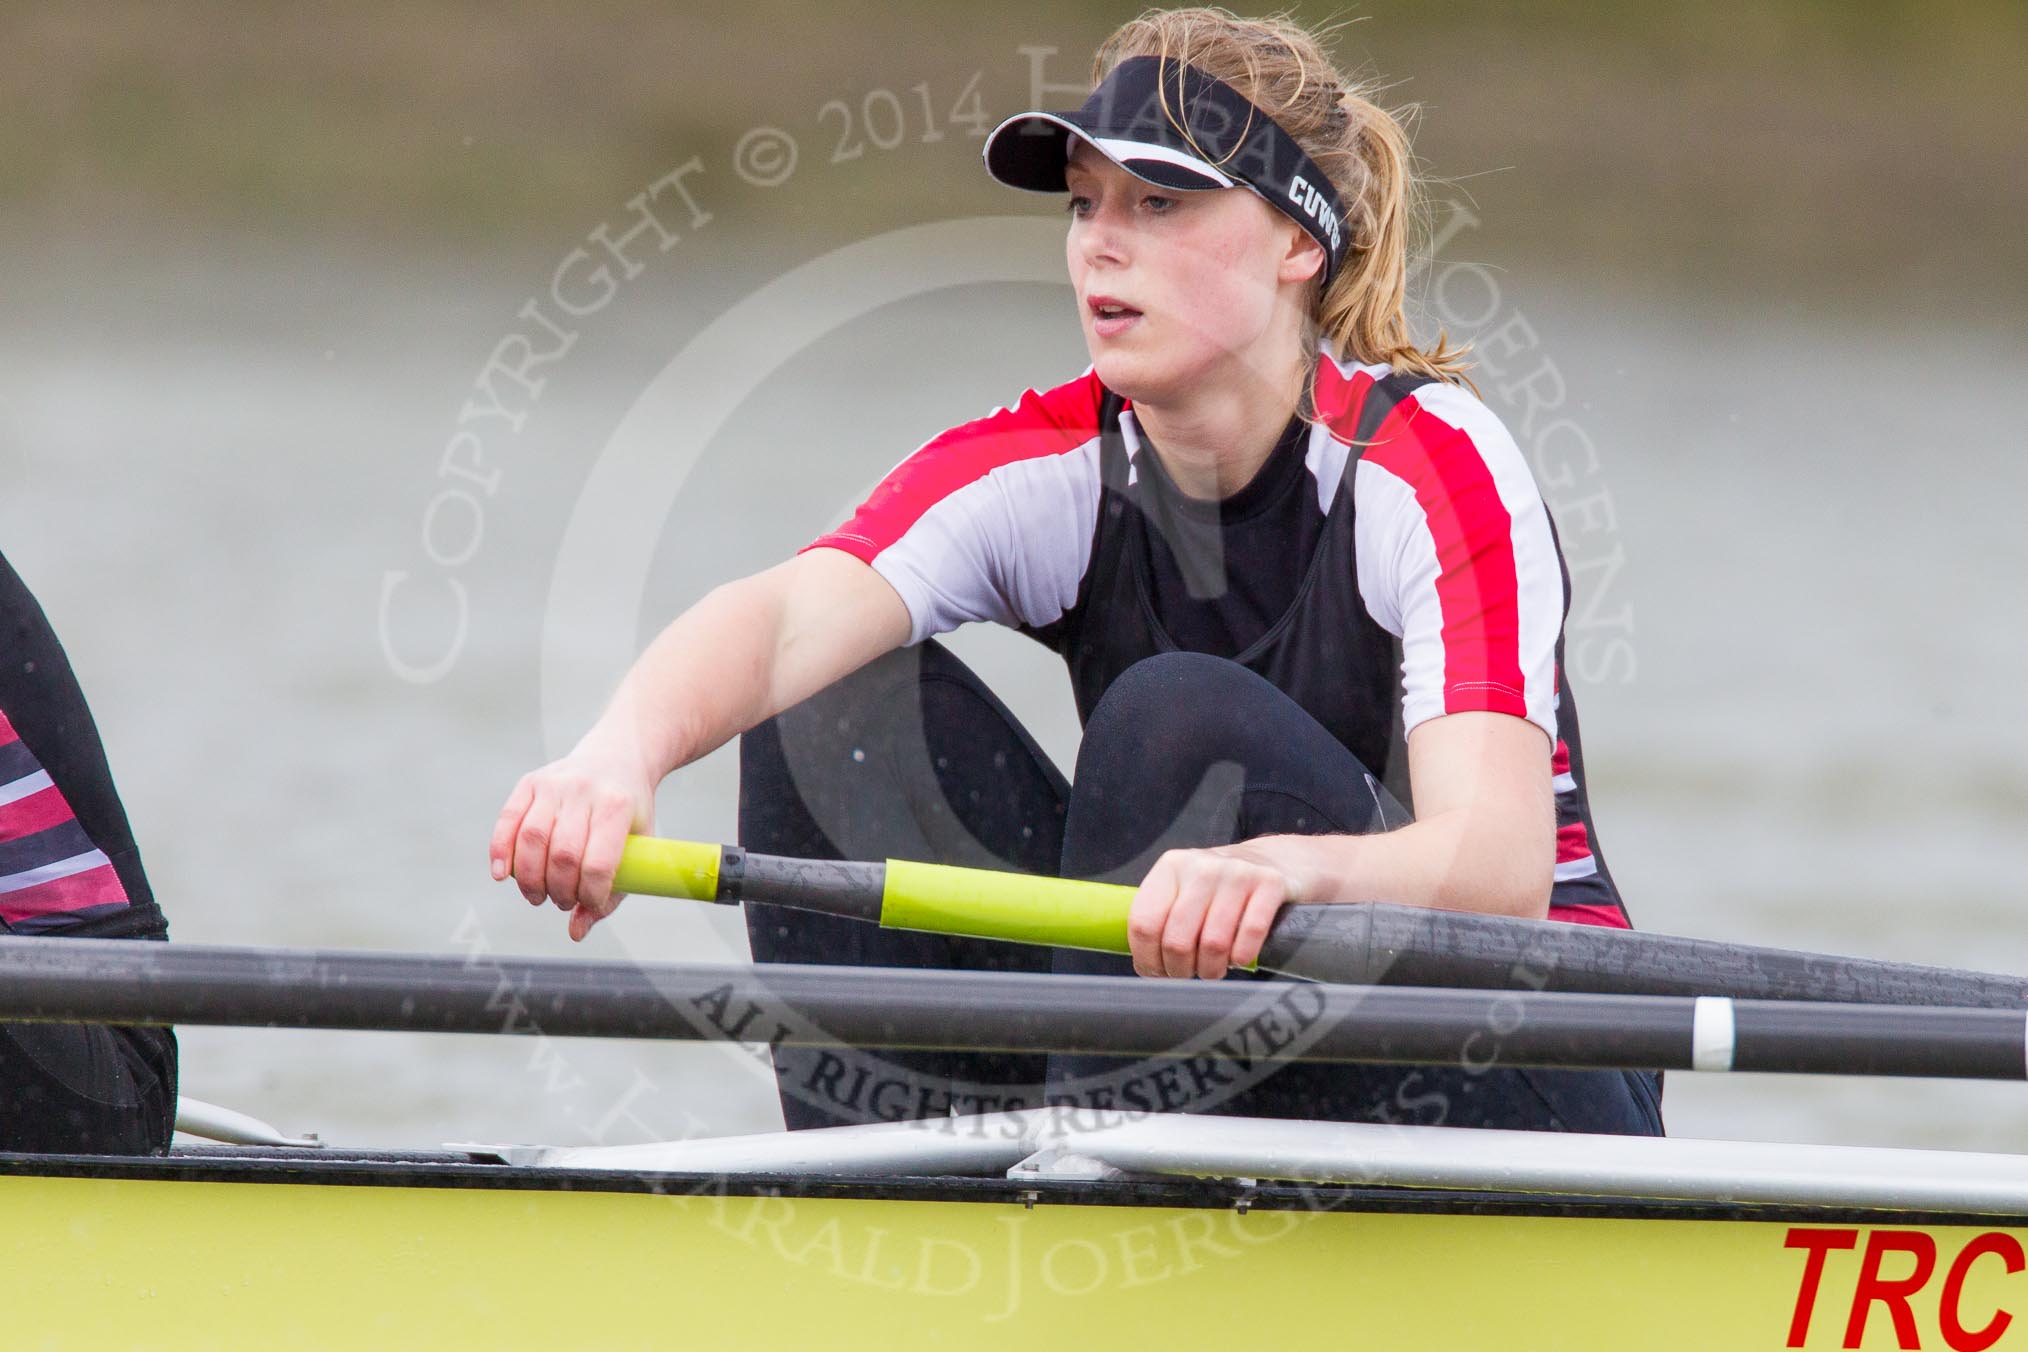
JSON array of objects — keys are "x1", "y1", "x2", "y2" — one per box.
[
  {"x1": 580, "y1": 577, "x2": 780, "y2": 779},
  {"x1": 1275, "y1": 811, "x2": 1553, "y2": 918}
]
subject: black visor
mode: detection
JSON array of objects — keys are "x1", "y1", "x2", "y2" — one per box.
[{"x1": 983, "y1": 55, "x2": 1349, "y2": 283}]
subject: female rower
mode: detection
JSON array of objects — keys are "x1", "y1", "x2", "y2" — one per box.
[{"x1": 491, "y1": 8, "x2": 1662, "y2": 1137}]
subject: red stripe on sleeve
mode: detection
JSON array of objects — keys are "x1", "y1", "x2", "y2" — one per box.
[
  {"x1": 1548, "y1": 902, "x2": 1631, "y2": 930},
  {"x1": 1556, "y1": 820, "x2": 1593, "y2": 864},
  {"x1": 0, "y1": 710, "x2": 17, "y2": 749},
  {"x1": 1363, "y1": 397, "x2": 1526, "y2": 718},
  {"x1": 0, "y1": 861, "x2": 130, "y2": 924},
  {"x1": 1313, "y1": 359, "x2": 1378, "y2": 434},
  {"x1": 1551, "y1": 739, "x2": 1571, "y2": 776},
  {"x1": 804, "y1": 370, "x2": 1106, "y2": 563},
  {"x1": 0, "y1": 785, "x2": 77, "y2": 843}
]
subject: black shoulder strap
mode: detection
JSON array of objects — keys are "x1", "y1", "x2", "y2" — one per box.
[
  {"x1": 1308, "y1": 367, "x2": 1431, "y2": 520},
  {"x1": 1347, "y1": 369, "x2": 1432, "y2": 457},
  {"x1": 1346, "y1": 370, "x2": 1443, "y2": 817},
  {"x1": 1096, "y1": 385, "x2": 1132, "y2": 491},
  {"x1": 1022, "y1": 384, "x2": 1132, "y2": 656},
  {"x1": 1085, "y1": 383, "x2": 1137, "y2": 609}
]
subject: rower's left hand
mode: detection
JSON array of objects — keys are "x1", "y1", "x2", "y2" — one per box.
[{"x1": 1128, "y1": 841, "x2": 1304, "y2": 980}]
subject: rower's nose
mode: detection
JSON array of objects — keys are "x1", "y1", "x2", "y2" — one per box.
[{"x1": 1071, "y1": 201, "x2": 1133, "y2": 274}]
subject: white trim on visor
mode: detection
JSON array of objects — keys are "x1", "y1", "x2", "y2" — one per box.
[{"x1": 1087, "y1": 135, "x2": 1234, "y2": 187}]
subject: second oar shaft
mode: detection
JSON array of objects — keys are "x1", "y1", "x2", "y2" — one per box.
[{"x1": 0, "y1": 937, "x2": 2022, "y2": 1079}]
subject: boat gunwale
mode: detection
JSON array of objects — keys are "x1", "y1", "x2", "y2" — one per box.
[{"x1": 4, "y1": 1146, "x2": 2026, "y2": 1229}]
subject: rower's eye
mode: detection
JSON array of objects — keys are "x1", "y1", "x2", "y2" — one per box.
[{"x1": 1064, "y1": 192, "x2": 1172, "y2": 218}]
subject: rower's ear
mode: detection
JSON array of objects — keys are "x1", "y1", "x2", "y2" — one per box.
[{"x1": 1277, "y1": 219, "x2": 1327, "y2": 287}]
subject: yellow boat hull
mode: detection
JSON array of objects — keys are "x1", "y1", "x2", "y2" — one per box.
[{"x1": 8, "y1": 1159, "x2": 2028, "y2": 1349}]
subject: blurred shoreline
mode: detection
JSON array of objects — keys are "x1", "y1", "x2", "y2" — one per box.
[{"x1": 4, "y1": 1, "x2": 2024, "y2": 317}]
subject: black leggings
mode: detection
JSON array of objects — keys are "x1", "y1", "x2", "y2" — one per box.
[
  {"x1": 0, "y1": 1013, "x2": 176, "y2": 1155},
  {"x1": 0, "y1": 549, "x2": 177, "y2": 1155},
  {"x1": 740, "y1": 641, "x2": 1663, "y2": 1136}
]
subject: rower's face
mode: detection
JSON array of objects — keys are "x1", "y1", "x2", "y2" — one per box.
[{"x1": 1063, "y1": 137, "x2": 1321, "y2": 405}]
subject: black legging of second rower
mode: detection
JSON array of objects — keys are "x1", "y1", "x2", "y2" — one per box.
[
  {"x1": 740, "y1": 641, "x2": 1663, "y2": 1137},
  {"x1": 0, "y1": 549, "x2": 177, "y2": 1155}
]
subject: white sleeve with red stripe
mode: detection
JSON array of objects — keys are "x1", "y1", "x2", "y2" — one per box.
[
  {"x1": 803, "y1": 372, "x2": 1105, "y2": 645},
  {"x1": 1351, "y1": 380, "x2": 1564, "y2": 744}
]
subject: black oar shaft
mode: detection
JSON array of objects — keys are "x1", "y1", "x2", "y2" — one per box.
[
  {"x1": 720, "y1": 851, "x2": 886, "y2": 920},
  {"x1": 627, "y1": 841, "x2": 2028, "y2": 1008},
  {"x1": 0, "y1": 937, "x2": 2021, "y2": 1079},
  {"x1": 1259, "y1": 904, "x2": 2028, "y2": 1007}
]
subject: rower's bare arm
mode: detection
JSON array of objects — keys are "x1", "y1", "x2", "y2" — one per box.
[
  {"x1": 488, "y1": 548, "x2": 909, "y2": 938},
  {"x1": 596, "y1": 548, "x2": 911, "y2": 774},
  {"x1": 1123, "y1": 711, "x2": 1554, "y2": 979},
  {"x1": 1278, "y1": 711, "x2": 1554, "y2": 918}
]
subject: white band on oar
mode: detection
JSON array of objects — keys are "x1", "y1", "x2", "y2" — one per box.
[{"x1": 1691, "y1": 996, "x2": 1736, "y2": 1072}]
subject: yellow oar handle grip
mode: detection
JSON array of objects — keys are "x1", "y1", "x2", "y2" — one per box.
[
  {"x1": 612, "y1": 837, "x2": 722, "y2": 900},
  {"x1": 883, "y1": 859, "x2": 1135, "y2": 954}
]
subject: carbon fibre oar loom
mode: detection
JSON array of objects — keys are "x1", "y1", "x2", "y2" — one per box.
[{"x1": 616, "y1": 837, "x2": 2028, "y2": 1008}]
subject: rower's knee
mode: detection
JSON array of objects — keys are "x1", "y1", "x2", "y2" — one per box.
[
  {"x1": 1080, "y1": 653, "x2": 1270, "y2": 778},
  {"x1": 737, "y1": 639, "x2": 1004, "y2": 863}
]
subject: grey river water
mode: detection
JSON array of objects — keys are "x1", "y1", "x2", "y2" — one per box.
[{"x1": 3, "y1": 227, "x2": 2024, "y2": 1152}]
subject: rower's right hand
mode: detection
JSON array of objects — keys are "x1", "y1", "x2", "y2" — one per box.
[{"x1": 489, "y1": 744, "x2": 655, "y2": 942}]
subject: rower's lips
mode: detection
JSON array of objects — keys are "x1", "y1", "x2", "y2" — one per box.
[{"x1": 1089, "y1": 307, "x2": 1146, "y2": 334}]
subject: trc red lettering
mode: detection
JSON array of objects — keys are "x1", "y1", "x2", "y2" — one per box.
[
  {"x1": 1787, "y1": 1226, "x2": 2025, "y2": 1350},
  {"x1": 1787, "y1": 1229, "x2": 1859, "y2": 1347},
  {"x1": 1939, "y1": 1233, "x2": 2025, "y2": 1352},
  {"x1": 1844, "y1": 1230, "x2": 1937, "y2": 1349}
]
